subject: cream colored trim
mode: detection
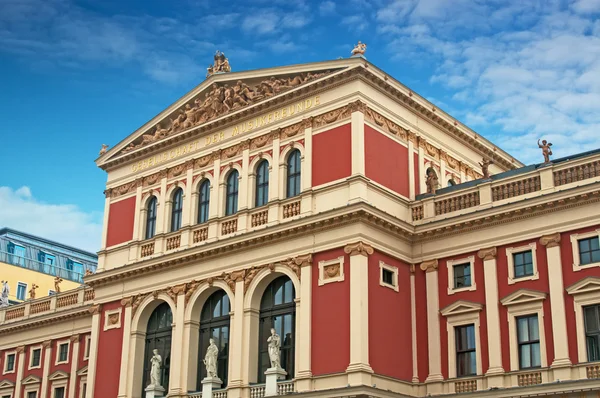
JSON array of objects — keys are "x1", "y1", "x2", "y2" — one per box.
[
  {"x1": 23, "y1": 381, "x2": 40, "y2": 398},
  {"x1": 446, "y1": 256, "x2": 476, "y2": 295},
  {"x1": 351, "y1": 110, "x2": 365, "y2": 175},
  {"x1": 78, "y1": 376, "x2": 87, "y2": 398},
  {"x1": 567, "y1": 277, "x2": 600, "y2": 363},
  {"x1": 54, "y1": 340, "x2": 70, "y2": 366},
  {"x1": 318, "y1": 256, "x2": 345, "y2": 286},
  {"x1": 28, "y1": 345, "x2": 42, "y2": 370},
  {"x1": 49, "y1": 375, "x2": 67, "y2": 398},
  {"x1": 0, "y1": 379, "x2": 14, "y2": 398},
  {"x1": 442, "y1": 304, "x2": 483, "y2": 378},
  {"x1": 85, "y1": 310, "x2": 100, "y2": 398},
  {"x1": 424, "y1": 267, "x2": 443, "y2": 382},
  {"x1": 379, "y1": 261, "x2": 399, "y2": 292},
  {"x1": 506, "y1": 243, "x2": 538, "y2": 284},
  {"x1": 83, "y1": 336, "x2": 91, "y2": 361},
  {"x1": 501, "y1": 291, "x2": 547, "y2": 371},
  {"x1": 2, "y1": 350, "x2": 16, "y2": 374},
  {"x1": 410, "y1": 271, "x2": 418, "y2": 383},
  {"x1": 68, "y1": 337, "x2": 80, "y2": 398},
  {"x1": 570, "y1": 229, "x2": 600, "y2": 271},
  {"x1": 103, "y1": 307, "x2": 122, "y2": 331}
]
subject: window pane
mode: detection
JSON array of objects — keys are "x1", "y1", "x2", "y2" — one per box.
[
  {"x1": 468, "y1": 351, "x2": 477, "y2": 375},
  {"x1": 466, "y1": 325, "x2": 476, "y2": 349},
  {"x1": 585, "y1": 306, "x2": 599, "y2": 333},
  {"x1": 580, "y1": 239, "x2": 591, "y2": 252},
  {"x1": 515, "y1": 264, "x2": 524, "y2": 278},
  {"x1": 588, "y1": 335, "x2": 600, "y2": 361},
  {"x1": 531, "y1": 343, "x2": 541, "y2": 367},
  {"x1": 582, "y1": 252, "x2": 593, "y2": 265},
  {"x1": 593, "y1": 250, "x2": 600, "y2": 264},
  {"x1": 528, "y1": 316, "x2": 539, "y2": 340},
  {"x1": 524, "y1": 250, "x2": 533, "y2": 264},
  {"x1": 525, "y1": 261, "x2": 534, "y2": 276},
  {"x1": 520, "y1": 344, "x2": 531, "y2": 368},
  {"x1": 591, "y1": 237, "x2": 600, "y2": 250},
  {"x1": 517, "y1": 318, "x2": 529, "y2": 343},
  {"x1": 274, "y1": 284, "x2": 283, "y2": 305}
]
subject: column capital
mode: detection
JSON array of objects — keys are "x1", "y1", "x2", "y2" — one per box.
[
  {"x1": 294, "y1": 253, "x2": 313, "y2": 267},
  {"x1": 121, "y1": 296, "x2": 133, "y2": 307},
  {"x1": 88, "y1": 304, "x2": 102, "y2": 315},
  {"x1": 16, "y1": 346, "x2": 25, "y2": 354},
  {"x1": 348, "y1": 99, "x2": 367, "y2": 114},
  {"x1": 42, "y1": 340, "x2": 52, "y2": 349},
  {"x1": 344, "y1": 241, "x2": 374, "y2": 257},
  {"x1": 70, "y1": 334, "x2": 80, "y2": 343},
  {"x1": 540, "y1": 233, "x2": 561, "y2": 248},
  {"x1": 478, "y1": 247, "x2": 497, "y2": 261},
  {"x1": 420, "y1": 259, "x2": 438, "y2": 273}
]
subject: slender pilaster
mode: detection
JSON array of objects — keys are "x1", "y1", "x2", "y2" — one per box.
[
  {"x1": 40, "y1": 340, "x2": 52, "y2": 398},
  {"x1": 182, "y1": 167, "x2": 194, "y2": 228},
  {"x1": 86, "y1": 305, "x2": 102, "y2": 398},
  {"x1": 68, "y1": 335, "x2": 80, "y2": 398},
  {"x1": 100, "y1": 193, "x2": 111, "y2": 250},
  {"x1": 169, "y1": 291, "x2": 187, "y2": 397},
  {"x1": 14, "y1": 346, "x2": 25, "y2": 398},
  {"x1": 350, "y1": 107, "x2": 365, "y2": 176},
  {"x1": 420, "y1": 259, "x2": 443, "y2": 393},
  {"x1": 295, "y1": 255, "x2": 313, "y2": 392},
  {"x1": 440, "y1": 151, "x2": 448, "y2": 187},
  {"x1": 227, "y1": 272, "x2": 246, "y2": 398},
  {"x1": 408, "y1": 140, "x2": 416, "y2": 200},
  {"x1": 239, "y1": 142, "x2": 250, "y2": 210},
  {"x1": 541, "y1": 233, "x2": 572, "y2": 379},
  {"x1": 118, "y1": 300, "x2": 133, "y2": 398},
  {"x1": 410, "y1": 266, "x2": 419, "y2": 382},
  {"x1": 300, "y1": 119, "x2": 313, "y2": 215},
  {"x1": 418, "y1": 137, "x2": 426, "y2": 194},
  {"x1": 132, "y1": 181, "x2": 143, "y2": 240},
  {"x1": 478, "y1": 247, "x2": 504, "y2": 386},
  {"x1": 344, "y1": 242, "x2": 373, "y2": 386}
]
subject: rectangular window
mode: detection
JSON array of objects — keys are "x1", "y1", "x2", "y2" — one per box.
[
  {"x1": 84, "y1": 337, "x2": 91, "y2": 360},
  {"x1": 28, "y1": 392, "x2": 37, "y2": 398},
  {"x1": 44, "y1": 254, "x2": 55, "y2": 266},
  {"x1": 17, "y1": 282, "x2": 27, "y2": 301},
  {"x1": 517, "y1": 315, "x2": 541, "y2": 369},
  {"x1": 382, "y1": 268, "x2": 394, "y2": 286},
  {"x1": 81, "y1": 384, "x2": 87, "y2": 398},
  {"x1": 579, "y1": 237, "x2": 600, "y2": 266},
  {"x1": 54, "y1": 387, "x2": 65, "y2": 398},
  {"x1": 58, "y1": 343, "x2": 69, "y2": 363},
  {"x1": 456, "y1": 324, "x2": 477, "y2": 376},
  {"x1": 31, "y1": 348, "x2": 41, "y2": 368},
  {"x1": 5, "y1": 353, "x2": 15, "y2": 372},
  {"x1": 585, "y1": 304, "x2": 600, "y2": 361},
  {"x1": 513, "y1": 250, "x2": 534, "y2": 278},
  {"x1": 453, "y1": 263, "x2": 472, "y2": 289}
]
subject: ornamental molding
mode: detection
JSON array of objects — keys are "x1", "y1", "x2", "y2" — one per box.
[
  {"x1": 566, "y1": 276, "x2": 600, "y2": 296},
  {"x1": 16, "y1": 345, "x2": 25, "y2": 354},
  {"x1": 42, "y1": 340, "x2": 52, "y2": 349},
  {"x1": 500, "y1": 288, "x2": 547, "y2": 306},
  {"x1": 477, "y1": 247, "x2": 497, "y2": 261},
  {"x1": 69, "y1": 334, "x2": 80, "y2": 343},
  {"x1": 420, "y1": 259, "x2": 438, "y2": 273},
  {"x1": 440, "y1": 300, "x2": 483, "y2": 317},
  {"x1": 0, "y1": 308, "x2": 92, "y2": 336},
  {"x1": 344, "y1": 241, "x2": 374, "y2": 256},
  {"x1": 539, "y1": 232, "x2": 561, "y2": 248},
  {"x1": 22, "y1": 375, "x2": 42, "y2": 385}
]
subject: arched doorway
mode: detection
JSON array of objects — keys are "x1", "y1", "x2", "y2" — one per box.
[
  {"x1": 258, "y1": 275, "x2": 296, "y2": 382},
  {"x1": 198, "y1": 290, "x2": 231, "y2": 388},
  {"x1": 142, "y1": 302, "x2": 173, "y2": 394}
]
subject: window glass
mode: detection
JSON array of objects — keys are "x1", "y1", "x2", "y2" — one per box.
[
  {"x1": 584, "y1": 304, "x2": 600, "y2": 361},
  {"x1": 58, "y1": 343, "x2": 69, "y2": 362},
  {"x1": 255, "y1": 160, "x2": 270, "y2": 207},
  {"x1": 514, "y1": 250, "x2": 534, "y2": 278},
  {"x1": 456, "y1": 324, "x2": 476, "y2": 376},
  {"x1": 226, "y1": 171, "x2": 239, "y2": 216},
  {"x1": 453, "y1": 263, "x2": 471, "y2": 288},
  {"x1": 286, "y1": 150, "x2": 301, "y2": 198},
  {"x1": 54, "y1": 387, "x2": 65, "y2": 398},
  {"x1": 170, "y1": 188, "x2": 184, "y2": 232},
  {"x1": 6, "y1": 353, "x2": 15, "y2": 371},
  {"x1": 146, "y1": 197, "x2": 158, "y2": 239},
  {"x1": 27, "y1": 392, "x2": 37, "y2": 398},
  {"x1": 517, "y1": 314, "x2": 541, "y2": 369},
  {"x1": 382, "y1": 268, "x2": 394, "y2": 286},
  {"x1": 17, "y1": 283, "x2": 27, "y2": 300},
  {"x1": 198, "y1": 290, "x2": 231, "y2": 388},
  {"x1": 31, "y1": 348, "x2": 41, "y2": 367},
  {"x1": 198, "y1": 180, "x2": 210, "y2": 224},
  {"x1": 579, "y1": 237, "x2": 600, "y2": 265}
]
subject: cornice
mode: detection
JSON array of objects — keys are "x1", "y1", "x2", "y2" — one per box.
[{"x1": 0, "y1": 307, "x2": 91, "y2": 336}]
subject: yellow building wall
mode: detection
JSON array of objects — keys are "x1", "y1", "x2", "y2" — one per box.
[{"x1": 0, "y1": 261, "x2": 81, "y2": 302}]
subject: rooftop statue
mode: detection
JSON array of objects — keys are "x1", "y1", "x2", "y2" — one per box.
[
  {"x1": 479, "y1": 158, "x2": 494, "y2": 179},
  {"x1": 207, "y1": 51, "x2": 231, "y2": 78},
  {"x1": 0, "y1": 281, "x2": 9, "y2": 308},
  {"x1": 99, "y1": 144, "x2": 108, "y2": 156},
  {"x1": 538, "y1": 139, "x2": 553, "y2": 163},
  {"x1": 425, "y1": 167, "x2": 439, "y2": 194},
  {"x1": 351, "y1": 41, "x2": 367, "y2": 57},
  {"x1": 54, "y1": 277, "x2": 63, "y2": 293},
  {"x1": 29, "y1": 284, "x2": 39, "y2": 300}
]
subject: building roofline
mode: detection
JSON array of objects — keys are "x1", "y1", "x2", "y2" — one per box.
[{"x1": 0, "y1": 228, "x2": 98, "y2": 259}]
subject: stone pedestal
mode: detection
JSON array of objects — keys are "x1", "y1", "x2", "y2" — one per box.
[
  {"x1": 264, "y1": 367, "x2": 287, "y2": 397},
  {"x1": 144, "y1": 385, "x2": 165, "y2": 398},
  {"x1": 201, "y1": 377, "x2": 223, "y2": 398}
]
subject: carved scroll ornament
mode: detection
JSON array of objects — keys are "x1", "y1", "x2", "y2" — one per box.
[
  {"x1": 540, "y1": 233, "x2": 561, "y2": 248},
  {"x1": 477, "y1": 247, "x2": 497, "y2": 261},
  {"x1": 420, "y1": 259, "x2": 438, "y2": 273},
  {"x1": 344, "y1": 242, "x2": 374, "y2": 256}
]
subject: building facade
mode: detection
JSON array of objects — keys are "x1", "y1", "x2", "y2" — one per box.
[{"x1": 1, "y1": 56, "x2": 600, "y2": 398}]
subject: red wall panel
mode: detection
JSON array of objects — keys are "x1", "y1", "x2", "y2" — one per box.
[
  {"x1": 368, "y1": 251, "x2": 413, "y2": 381},
  {"x1": 415, "y1": 266, "x2": 429, "y2": 381},
  {"x1": 106, "y1": 196, "x2": 136, "y2": 247},
  {"x1": 22, "y1": 345, "x2": 44, "y2": 386},
  {"x1": 94, "y1": 301, "x2": 124, "y2": 398},
  {"x1": 413, "y1": 152, "x2": 420, "y2": 195},
  {"x1": 311, "y1": 248, "x2": 350, "y2": 375},
  {"x1": 47, "y1": 340, "x2": 71, "y2": 398},
  {"x1": 312, "y1": 124, "x2": 352, "y2": 187},
  {"x1": 364, "y1": 126, "x2": 410, "y2": 197}
]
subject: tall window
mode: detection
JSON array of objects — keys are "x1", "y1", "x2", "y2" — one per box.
[
  {"x1": 27, "y1": 392, "x2": 37, "y2": 398},
  {"x1": 453, "y1": 263, "x2": 471, "y2": 289},
  {"x1": 255, "y1": 160, "x2": 270, "y2": 207},
  {"x1": 286, "y1": 150, "x2": 301, "y2": 198},
  {"x1": 5, "y1": 353, "x2": 15, "y2": 372},
  {"x1": 198, "y1": 180, "x2": 210, "y2": 224},
  {"x1": 579, "y1": 237, "x2": 600, "y2": 266},
  {"x1": 585, "y1": 304, "x2": 600, "y2": 361},
  {"x1": 54, "y1": 387, "x2": 65, "y2": 398},
  {"x1": 31, "y1": 348, "x2": 41, "y2": 368},
  {"x1": 17, "y1": 282, "x2": 27, "y2": 300},
  {"x1": 517, "y1": 315, "x2": 541, "y2": 369},
  {"x1": 142, "y1": 303, "x2": 173, "y2": 396},
  {"x1": 456, "y1": 324, "x2": 476, "y2": 376},
  {"x1": 58, "y1": 343, "x2": 69, "y2": 363},
  {"x1": 170, "y1": 188, "x2": 184, "y2": 232},
  {"x1": 225, "y1": 171, "x2": 239, "y2": 216},
  {"x1": 198, "y1": 290, "x2": 231, "y2": 388},
  {"x1": 258, "y1": 276, "x2": 296, "y2": 382},
  {"x1": 513, "y1": 250, "x2": 534, "y2": 278},
  {"x1": 146, "y1": 197, "x2": 158, "y2": 239}
]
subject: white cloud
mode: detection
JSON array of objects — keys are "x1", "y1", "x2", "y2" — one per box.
[
  {"x1": 341, "y1": 14, "x2": 369, "y2": 31},
  {"x1": 0, "y1": 186, "x2": 102, "y2": 252},
  {"x1": 319, "y1": 1, "x2": 336, "y2": 15},
  {"x1": 571, "y1": 0, "x2": 600, "y2": 14}
]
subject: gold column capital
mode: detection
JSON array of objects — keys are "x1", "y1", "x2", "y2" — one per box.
[
  {"x1": 344, "y1": 241, "x2": 374, "y2": 257},
  {"x1": 540, "y1": 233, "x2": 561, "y2": 248},
  {"x1": 420, "y1": 259, "x2": 438, "y2": 273},
  {"x1": 478, "y1": 247, "x2": 497, "y2": 261}
]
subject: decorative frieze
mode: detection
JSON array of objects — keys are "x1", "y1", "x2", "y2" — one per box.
[
  {"x1": 312, "y1": 105, "x2": 352, "y2": 129},
  {"x1": 364, "y1": 107, "x2": 408, "y2": 141}
]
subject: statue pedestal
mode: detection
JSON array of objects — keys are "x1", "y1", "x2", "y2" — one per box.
[
  {"x1": 201, "y1": 376, "x2": 223, "y2": 398},
  {"x1": 144, "y1": 385, "x2": 165, "y2": 398},
  {"x1": 264, "y1": 367, "x2": 287, "y2": 397}
]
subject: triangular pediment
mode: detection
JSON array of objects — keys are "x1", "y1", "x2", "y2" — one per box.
[
  {"x1": 501, "y1": 289, "x2": 547, "y2": 306},
  {"x1": 22, "y1": 375, "x2": 41, "y2": 385},
  {"x1": 77, "y1": 365, "x2": 88, "y2": 376},
  {"x1": 48, "y1": 370, "x2": 69, "y2": 381},
  {"x1": 0, "y1": 379, "x2": 14, "y2": 389},
  {"x1": 440, "y1": 300, "x2": 483, "y2": 316},
  {"x1": 567, "y1": 276, "x2": 600, "y2": 296}
]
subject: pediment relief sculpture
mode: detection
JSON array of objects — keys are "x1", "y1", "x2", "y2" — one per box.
[{"x1": 120, "y1": 71, "x2": 331, "y2": 155}]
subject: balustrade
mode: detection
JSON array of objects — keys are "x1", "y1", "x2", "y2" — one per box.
[
  {"x1": 30, "y1": 299, "x2": 51, "y2": 315},
  {"x1": 193, "y1": 226, "x2": 209, "y2": 243},
  {"x1": 412, "y1": 205, "x2": 423, "y2": 221},
  {"x1": 251, "y1": 209, "x2": 269, "y2": 227},
  {"x1": 5, "y1": 306, "x2": 25, "y2": 321},
  {"x1": 454, "y1": 379, "x2": 477, "y2": 393},
  {"x1": 492, "y1": 176, "x2": 540, "y2": 201},
  {"x1": 141, "y1": 242, "x2": 155, "y2": 257},
  {"x1": 166, "y1": 234, "x2": 181, "y2": 251},
  {"x1": 587, "y1": 364, "x2": 600, "y2": 379},
  {"x1": 221, "y1": 218, "x2": 238, "y2": 235},
  {"x1": 434, "y1": 191, "x2": 480, "y2": 216},
  {"x1": 517, "y1": 371, "x2": 542, "y2": 386},
  {"x1": 56, "y1": 292, "x2": 78, "y2": 308},
  {"x1": 282, "y1": 200, "x2": 301, "y2": 219},
  {"x1": 554, "y1": 159, "x2": 600, "y2": 186}
]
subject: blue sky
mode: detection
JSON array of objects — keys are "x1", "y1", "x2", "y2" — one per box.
[{"x1": 1, "y1": 0, "x2": 600, "y2": 251}]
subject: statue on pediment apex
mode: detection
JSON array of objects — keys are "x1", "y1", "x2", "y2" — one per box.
[
  {"x1": 99, "y1": 144, "x2": 109, "y2": 156},
  {"x1": 207, "y1": 51, "x2": 231, "y2": 78},
  {"x1": 351, "y1": 41, "x2": 367, "y2": 57}
]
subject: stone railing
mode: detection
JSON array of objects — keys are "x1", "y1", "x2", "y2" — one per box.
[
  {"x1": 434, "y1": 191, "x2": 480, "y2": 216},
  {"x1": 193, "y1": 226, "x2": 209, "y2": 243},
  {"x1": 141, "y1": 241, "x2": 155, "y2": 257},
  {"x1": 282, "y1": 200, "x2": 301, "y2": 219},
  {"x1": 221, "y1": 217, "x2": 238, "y2": 235},
  {"x1": 454, "y1": 378, "x2": 477, "y2": 393},
  {"x1": 0, "y1": 287, "x2": 94, "y2": 325},
  {"x1": 249, "y1": 385, "x2": 265, "y2": 398},
  {"x1": 213, "y1": 390, "x2": 227, "y2": 398},
  {"x1": 554, "y1": 159, "x2": 600, "y2": 186},
  {"x1": 251, "y1": 209, "x2": 269, "y2": 227},
  {"x1": 166, "y1": 234, "x2": 181, "y2": 251},
  {"x1": 587, "y1": 364, "x2": 600, "y2": 379},
  {"x1": 517, "y1": 371, "x2": 542, "y2": 386},
  {"x1": 492, "y1": 176, "x2": 541, "y2": 201},
  {"x1": 277, "y1": 381, "x2": 294, "y2": 394},
  {"x1": 412, "y1": 205, "x2": 423, "y2": 221}
]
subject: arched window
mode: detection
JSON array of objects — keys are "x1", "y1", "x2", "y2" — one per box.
[
  {"x1": 145, "y1": 197, "x2": 158, "y2": 239},
  {"x1": 225, "y1": 171, "x2": 239, "y2": 216},
  {"x1": 286, "y1": 150, "x2": 301, "y2": 198},
  {"x1": 255, "y1": 160, "x2": 269, "y2": 207},
  {"x1": 198, "y1": 291, "x2": 231, "y2": 388},
  {"x1": 258, "y1": 276, "x2": 295, "y2": 382},
  {"x1": 198, "y1": 180, "x2": 210, "y2": 224},
  {"x1": 170, "y1": 188, "x2": 184, "y2": 232},
  {"x1": 142, "y1": 303, "x2": 173, "y2": 395}
]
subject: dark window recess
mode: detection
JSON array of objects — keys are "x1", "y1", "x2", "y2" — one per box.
[
  {"x1": 579, "y1": 237, "x2": 600, "y2": 266},
  {"x1": 31, "y1": 348, "x2": 41, "y2": 367},
  {"x1": 198, "y1": 180, "x2": 210, "y2": 224},
  {"x1": 145, "y1": 197, "x2": 158, "y2": 239},
  {"x1": 456, "y1": 324, "x2": 477, "y2": 377},
  {"x1": 382, "y1": 268, "x2": 394, "y2": 286},
  {"x1": 54, "y1": 387, "x2": 65, "y2": 398},
  {"x1": 453, "y1": 263, "x2": 472, "y2": 288},
  {"x1": 5, "y1": 353, "x2": 15, "y2": 371},
  {"x1": 142, "y1": 302, "x2": 173, "y2": 396},
  {"x1": 513, "y1": 250, "x2": 534, "y2": 278},
  {"x1": 286, "y1": 150, "x2": 301, "y2": 198},
  {"x1": 255, "y1": 160, "x2": 270, "y2": 207},
  {"x1": 170, "y1": 188, "x2": 183, "y2": 232},
  {"x1": 27, "y1": 392, "x2": 37, "y2": 398},
  {"x1": 517, "y1": 314, "x2": 541, "y2": 369},
  {"x1": 584, "y1": 304, "x2": 600, "y2": 362},
  {"x1": 226, "y1": 171, "x2": 239, "y2": 216},
  {"x1": 58, "y1": 343, "x2": 69, "y2": 362}
]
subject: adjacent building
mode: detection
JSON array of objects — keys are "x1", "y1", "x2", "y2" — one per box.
[{"x1": 1, "y1": 52, "x2": 600, "y2": 398}]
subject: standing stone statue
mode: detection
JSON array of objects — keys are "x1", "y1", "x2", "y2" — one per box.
[
  {"x1": 150, "y1": 349, "x2": 162, "y2": 387},
  {"x1": 204, "y1": 338, "x2": 219, "y2": 378},
  {"x1": 267, "y1": 328, "x2": 281, "y2": 369},
  {"x1": 479, "y1": 158, "x2": 494, "y2": 179},
  {"x1": 538, "y1": 139, "x2": 553, "y2": 163},
  {"x1": 0, "y1": 281, "x2": 9, "y2": 308}
]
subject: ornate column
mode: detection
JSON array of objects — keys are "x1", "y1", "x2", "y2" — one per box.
[
  {"x1": 68, "y1": 335, "x2": 80, "y2": 398},
  {"x1": 40, "y1": 340, "x2": 52, "y2": 398},
  {"x1": 295, "y1": 255, "x2": 313, "y2": 392},
  {"x1": 14, "y1": 346, "x2": 25, "y2": 398},
  {"x1": 410, "y1": 265, "x2": 419, "y2": 382},
  {"x1": 227, "y1": 271, "x2": 246, "y2": 398},
  {"x1": 118, "y1": 299, "x2": 133, "y2": 398},
  {"x1": 350, "y1": 101, "x2": 366, "y2": 176},
  {"x1": 169, "y1": 287, "x2": 187, "y2": 397},
  {"x1": 344, "y1": 242, "x2": 374, "y2": 386},
  {"x1": 478, "y1": 247, "x2": 504, "y2": 386},
  {"x1": 420, "y1": 259, "x2": 443, "y2": 392},
  {"x1": 540, "y1": 233, "x2": 572, "y2": 380},
  {"x1": 86, "y1": 305, "x2": 102, "y2": 398}
]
